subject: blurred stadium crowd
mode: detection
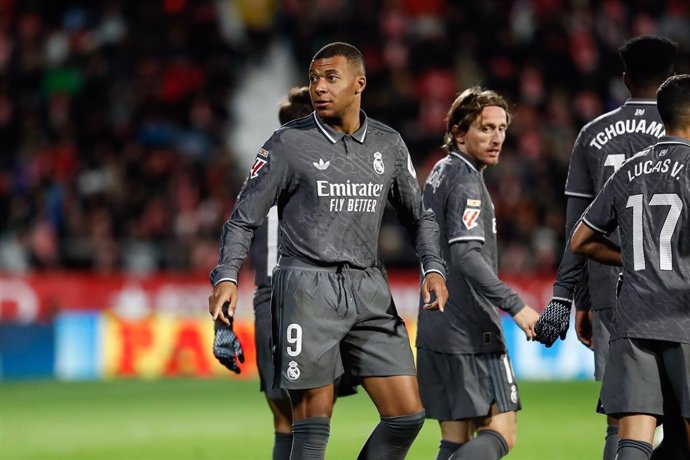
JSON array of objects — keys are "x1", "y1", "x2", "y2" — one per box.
[{"x1": 1, "y1": 0, "x2": 689, "y2": 275}]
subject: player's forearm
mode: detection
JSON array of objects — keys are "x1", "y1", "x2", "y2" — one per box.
[
  {"x1": 570, "y1": 222, "x2": 622, "y2": 266},
  {"x1": 553, "y1": 196, "x2": 592, "y2": 299},
  {"x1": 450, "y1": 242, "x2": 523, "y2": 316},
  {"x1": 210, "y1": 219, "x2": 254, "y2": 286}
]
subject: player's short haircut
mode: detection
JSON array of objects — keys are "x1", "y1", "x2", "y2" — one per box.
[
  {"x1": 618, "y1": 36, "x2": 678, "y2": 86},
  {"x1": 279, "y1": 86, "x2": 312, "y2": 124},
  {"x1": 312, "y1": 42, "x2": 365, "y2": 75},
  {"x1": 657, "y1": 74, "x2": 690, "y2": 131},
  {"x1": 443, "y1": 87, "x2": 510, "y2": 152}
]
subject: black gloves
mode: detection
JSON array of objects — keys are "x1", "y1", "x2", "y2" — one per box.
[
  {"x1": 213, "y1": 308, "x2": 245, "y2": 373},
  {"x1": 534, "y1": 298, "x2": 572, "y2": 347}
]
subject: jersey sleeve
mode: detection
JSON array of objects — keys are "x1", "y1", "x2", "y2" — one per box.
[
  {"x1": 552, "y1": 195, "x2": 592, "y2": 301},
  {"x1": 445, "y1": 176, "x2": 486, "y2": 244},
  {"x1": 581, "y1": 174, "x2": 619, "y2": 236},
  {"x1": 209, "y1": 134, "x2": 290, "y2": 286},
  {"x1": 388, "y1": 137, "x2": 446, "y2": 278},
  {"x1": 450, "y1": 240, "x2": 524, "y2": 316},
  {"x1": 565, "y1": 130, "x2": 595, "y2": 199}
]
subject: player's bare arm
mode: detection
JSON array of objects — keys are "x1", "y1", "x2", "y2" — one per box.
[
  {"x1": 570, "y1": 221, "x2": 622, "y2": 266},
  {"x1": 421, "y1": 272, "x2": 448, "y2": 312},
  {"x1": 208, "y1": 281, "x2": 238, "y2": 325}
]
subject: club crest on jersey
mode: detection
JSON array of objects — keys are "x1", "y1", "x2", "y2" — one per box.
[
  {"x1": 463, "y1": 208, "x2": 481, "y2": 229},
  {"x1": 313, "y1": 158, "x2": 330, "y2": 170},
  {"x1": 373, "y1": 152, "x2": 385, "y2": 175},
  {"x1": 287, "y1": 361, "x2": 300, "y2": 381},
  {"x1": 250, "y1": 157, "x2": 267, "y2": 179}
]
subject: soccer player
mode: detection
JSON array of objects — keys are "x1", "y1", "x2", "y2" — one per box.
[
  {"x1": 416, "y1": 87, "x2": 540, "y2": 460},
  {"x1": 534, "y1": 35, "x2": 681, "y2": 459},
  {"x1": 213, "y1": 86, "x2": 356, "y2": 460},
  {"x1": 569, "y1": 73, "x2": 690, "y2": 460},
  {"x1": 208, "y1": 42, "x2": 448, "y2": 460}
]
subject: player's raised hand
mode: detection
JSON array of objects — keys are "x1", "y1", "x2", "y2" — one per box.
[
  {"x1": 534, "y1": 298, "x2": 572, "y2": 347},
  {"x1": 208, "y1": 281, "x2": 238, "y2": 326},
  {"x1": 513, "y1": 305, "x2": 539, "y2": 341},
  {"x1": 421, "y1": 272, "x2": 448, "y2": 312},
  {"x1": 213, "y1": 304, "x2": 245, "y2": 374}
]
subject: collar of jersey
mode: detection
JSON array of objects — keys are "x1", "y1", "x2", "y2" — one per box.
[
  {"x1": 313, "y1": 111, "x2": 368, "y2": 144},
  {"x1": 449, "y1": 150, "x2": 480, "y2": 172},
  {"x1": 657, "y1": 135, "x2": 690, "y2": 148},
  {"x1": 623, "y1": 98, "x2": 657, "y2": 106}
]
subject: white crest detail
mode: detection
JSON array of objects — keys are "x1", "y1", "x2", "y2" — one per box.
[
  {"x1": 373, "y1": 151, "x2": 385, "y2": 175},
  {"x1": 510, "y1": 384, "x2": 518, "y2": 403},
  {"x1": 287, "y1": 361, "x2": 301, "y2": 381},
  {"x1": 313, "y1": 159, "x2": 330, "y2": 170},
  {"x1": 407, "y1": 154, "x2": 417, "y2": 178}
]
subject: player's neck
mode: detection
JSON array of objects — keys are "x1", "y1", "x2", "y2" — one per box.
[
  {"x1": 665, "y1": 127, "x2": 690, "y2": 140},
  {"x1": 328, "y1": 108, "x2": 362, "y2": 135}
]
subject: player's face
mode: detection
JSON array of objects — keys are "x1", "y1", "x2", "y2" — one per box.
[
  {"x1": 309, "y1": 55, "x2": 365, "y2": 123},
  {"x1": 456, "y1": 106, "x2": 508, "y2": 168}
]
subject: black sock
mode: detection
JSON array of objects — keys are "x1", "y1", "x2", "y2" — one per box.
[
  {"x1": 357, "y1": 410, "x2": 426, "y2": 460},
  {"x1": 436, "y1": 439, "x2": 464, "y2": 460},
  {"x1": 604, "y1": 425, "x2": 619, "y2": 460},
  {"x1": 273, "y1": 432, "x2": 293, "y2": 460},
  {"x1": 617, "y1": 439, "x2": 653, "y2": 460},
  {"x1": 291, "y1": 417, "x2": 330, "y2": 460},
  {"x1": 449, "y1": 429, "x2": 509, "y2": 460}
]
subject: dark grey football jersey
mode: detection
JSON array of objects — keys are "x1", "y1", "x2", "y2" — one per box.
[
  {"x1": 583, "y1": 136, "x2": 690, "y2": 343},
  {"x1": 248, "y1": 206, "x2": 279, "y2": 307},
  {"x1": 417, "y1": 152, "x2": 522, "y2": 354},
  {"x1": 560, "y1": 99, "x2": 665, "y2": 310},
  {"x1": 210, "y1": 112, "x2": 446, "y2": 286}
]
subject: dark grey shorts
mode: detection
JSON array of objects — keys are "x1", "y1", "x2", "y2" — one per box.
[
  {"x1": 600, "y1": 338, "x2": 690, "y2": 418},
  {"x1": 271, "y1": 262, "x2": 415, "y2": 390},
  {"x1": 417, "y1": 348, "x2": 521, "y2": 421},
  {"x1": 593, "y1": 308, "x2": 613, "y2": 381},
  {"x1": 254, "y1": 299, "x2": 287, "y2": 400}
]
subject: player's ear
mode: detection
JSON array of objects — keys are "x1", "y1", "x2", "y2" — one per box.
[{"x1": 355, "y1": 76, "x2": 366, "y2": 94}]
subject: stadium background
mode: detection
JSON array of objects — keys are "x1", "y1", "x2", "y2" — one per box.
[{"x1": 1, "y1": 1, "x2": 689, "y2": 458}]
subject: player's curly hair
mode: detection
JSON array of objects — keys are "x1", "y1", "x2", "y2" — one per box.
[
  {"x1": 279, "y1": 86, "x2": 312, "y2": 125},
  {"x1": 618, "y1": 35, "x2": 677, "y2": 87},
  {"x1": 443, "y1": 87, "x2": 511, "y2": 152}
]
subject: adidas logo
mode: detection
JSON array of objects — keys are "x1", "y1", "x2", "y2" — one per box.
[{"x1": 313, "y1": 159, "x2": 330, "y2": 170}]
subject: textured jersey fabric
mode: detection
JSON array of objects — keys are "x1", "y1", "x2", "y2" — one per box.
[
  {"x1": 583, "y1": 136, "x2": 690, "y2": 343},
  {"x1": 555, "y1": 99, "x2": 665, "y2": 309},
  {"x1": 210, "y1": 111, "x2": 445, "y2": 286},
  {"x1": 248, "y1": 206, "x2": 278, "y2": 308},
  {"x1": 417, "y1": 151, "x2": 523, "y2": 354}
]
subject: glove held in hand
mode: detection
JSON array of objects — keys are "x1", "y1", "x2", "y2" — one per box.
[
  {"x1": 534, "y1": 298, "x2": 572, "y2": 347},
  {"x1": 213, "y1": 313, "x2": 245, "y2": 373}
]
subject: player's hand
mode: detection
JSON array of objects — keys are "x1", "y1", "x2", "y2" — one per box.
[
  {"x1": 213, "y1": 308, "x2": 245, "y2": 374},
  {"x1": 575, "y1": 309, "x2": 593, "y2": 349},
  {"x1": 208, "y1": 281, "x2": 238, "y2": 326},
  {"x1": 421, "y1": 272, "x2": 448, "y2": 312},
  {"x1": 513, "y1": 305, "x2": 539, "y2": 341},
  {"x1": 534, "y1": 298, "x2": 572, "y2": 347}
]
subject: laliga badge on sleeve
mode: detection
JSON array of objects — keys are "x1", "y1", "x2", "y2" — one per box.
[
  {"x1": 462, "y1": 208, "x2": 481, "y2": 230},
  {"x1": 250, "y1": 157, "x2": 267, "y2": 179}
]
